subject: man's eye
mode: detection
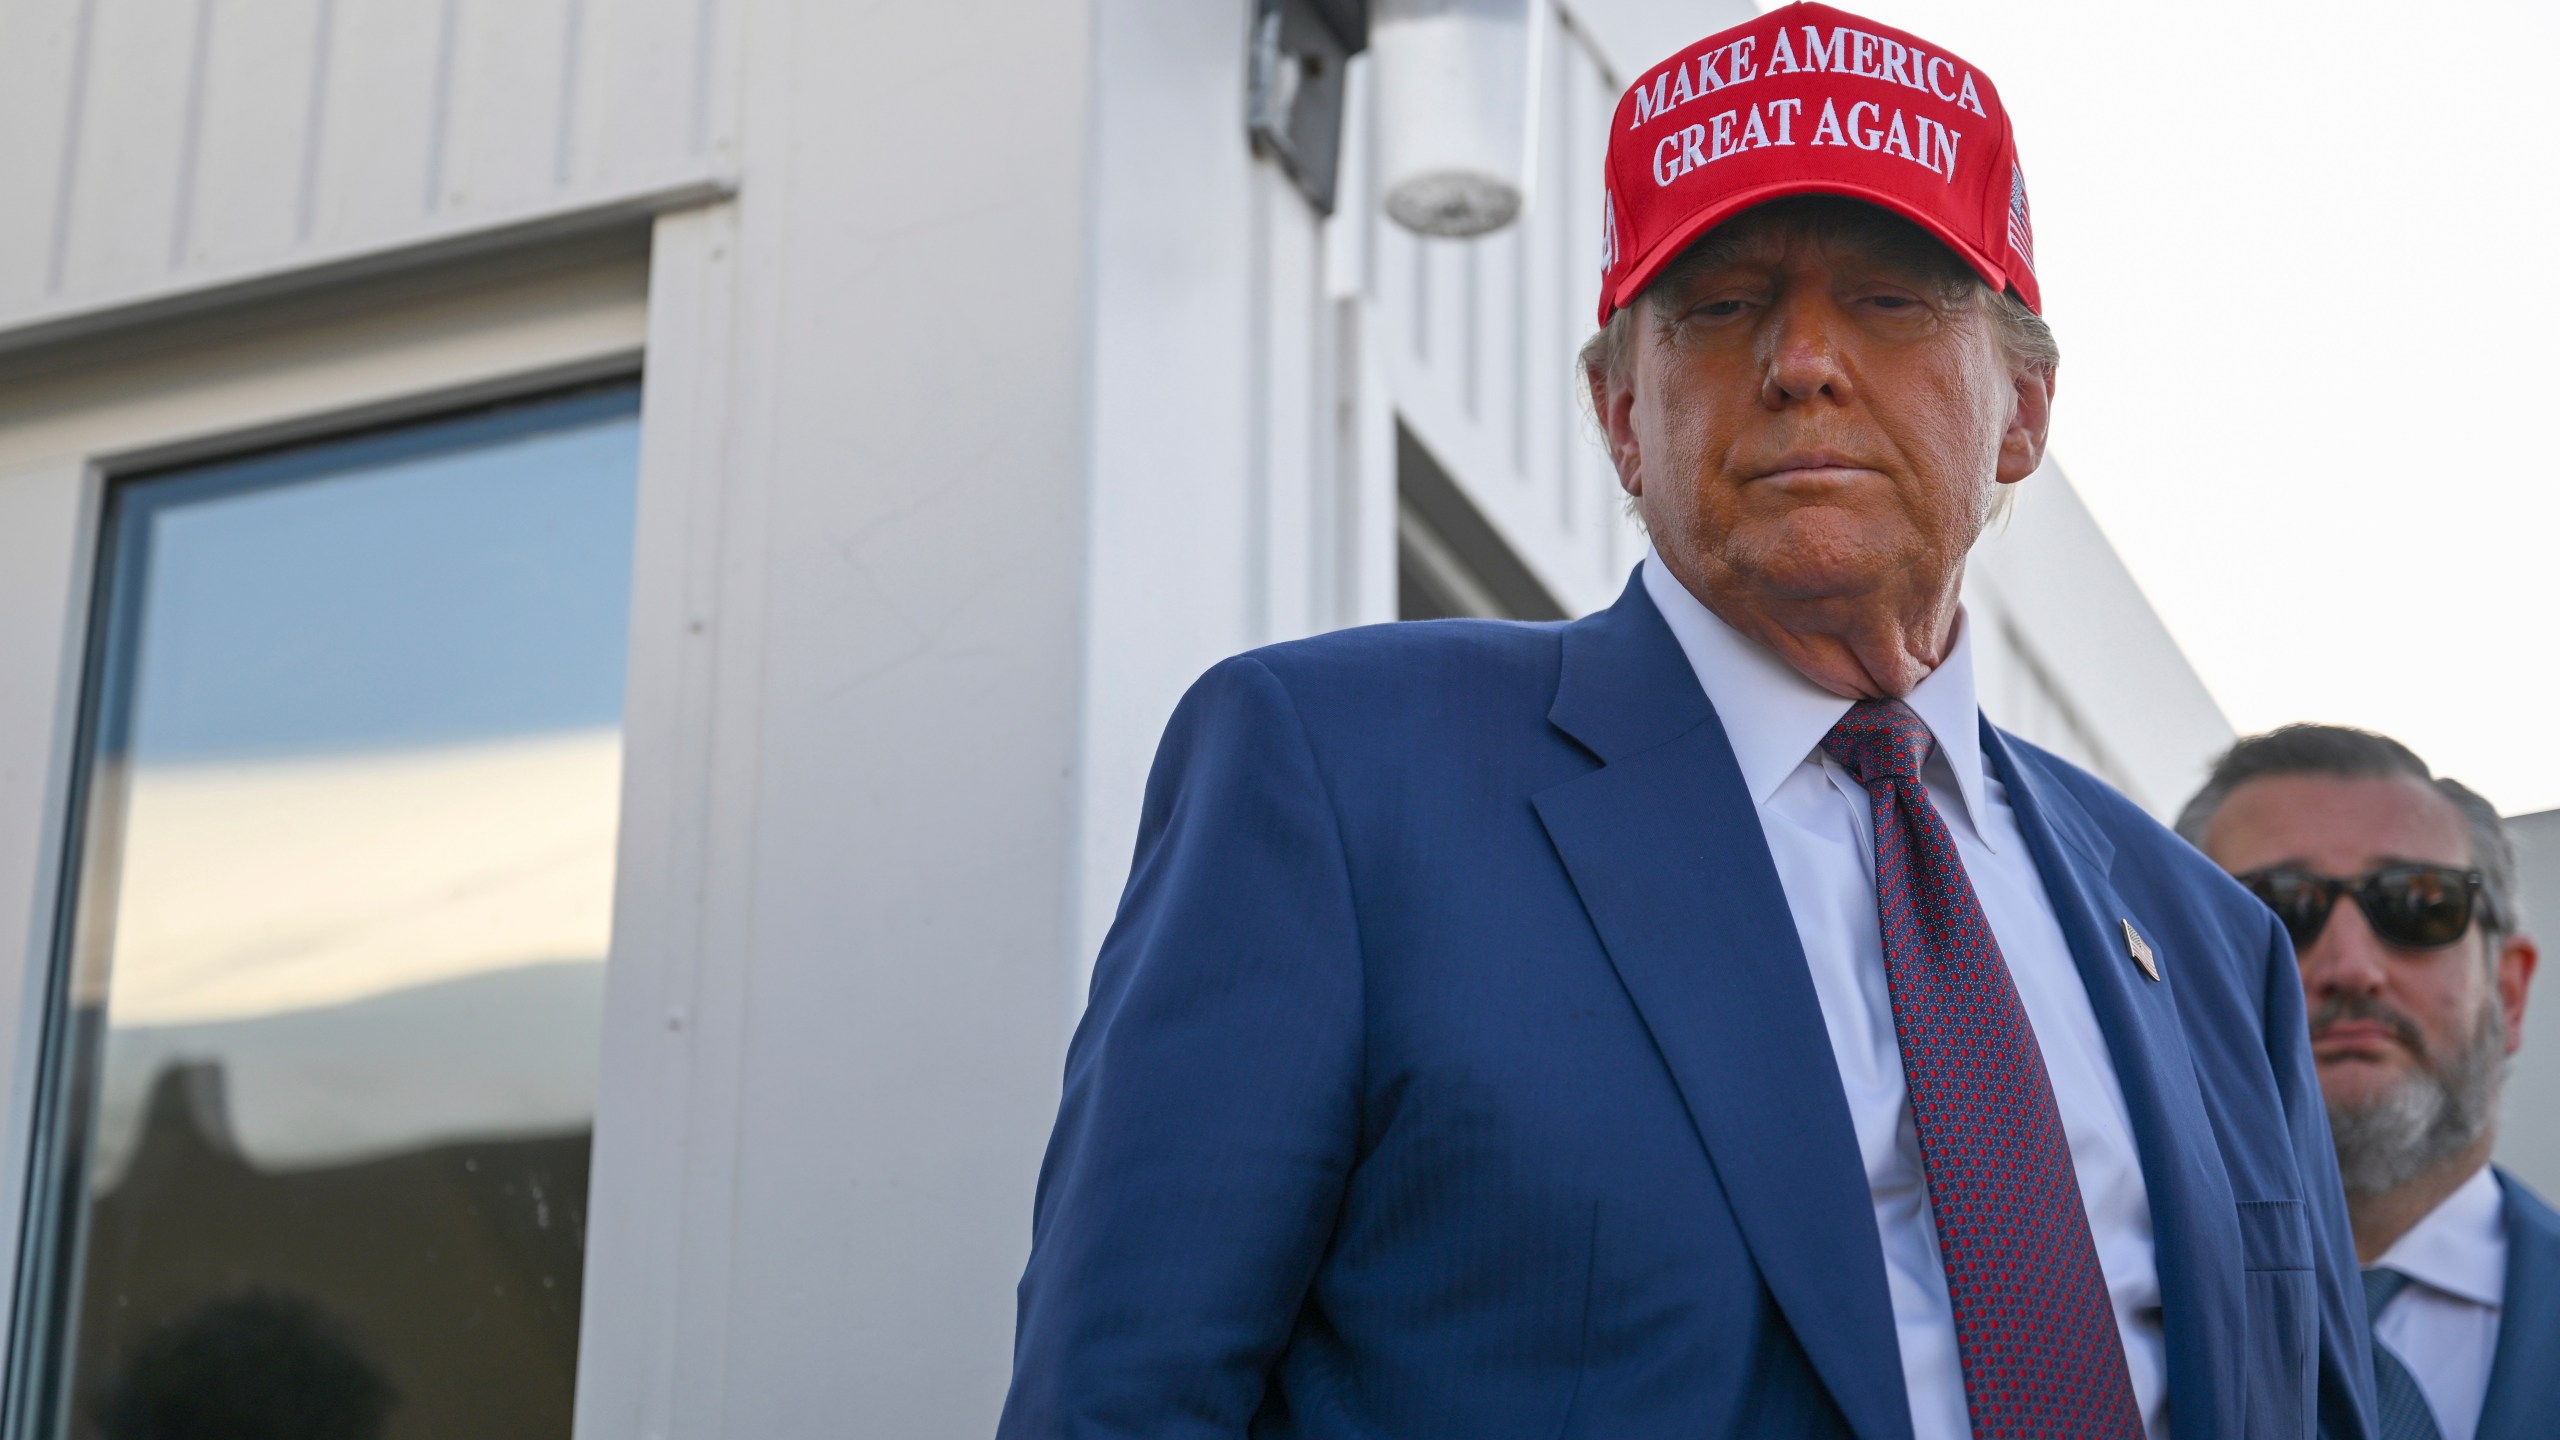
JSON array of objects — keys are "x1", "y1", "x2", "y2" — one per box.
[{"x1": 1696, "y1": 299, "x2": 1748, "y2": 318}]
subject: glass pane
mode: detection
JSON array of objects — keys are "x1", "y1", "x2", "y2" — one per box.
[{"x1": 21, "y1": 385, "x2": 642, "y2": 1440}]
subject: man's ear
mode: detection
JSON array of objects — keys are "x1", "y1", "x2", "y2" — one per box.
[
  {"x1": 2499, "y1": 932, "x2": 2538, "y2": 1055},
  {"x1": 1588, "y1": 363, "x2": 1644, "y2": 500},
  {"x1": 1995, "y1": 359, "x2": 2056, "y2": 487}
]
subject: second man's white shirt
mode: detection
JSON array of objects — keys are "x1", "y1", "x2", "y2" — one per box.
[
  {"x1": 2370, "y1": 1163, "x2": 2507, "y2": 1440},
  {"x1": 1642, "y1": 553, "x2": 2169, "y2": 1440}
]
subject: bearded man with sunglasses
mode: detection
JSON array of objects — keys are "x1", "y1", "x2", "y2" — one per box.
[{"x1": 2180, "y1": 724, "x2": 2557, "y2": 1440}]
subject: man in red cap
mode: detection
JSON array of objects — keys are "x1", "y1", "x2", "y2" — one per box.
[{"x1": 1002, "y1": 6, "x2": 2375, "y2": 1437}]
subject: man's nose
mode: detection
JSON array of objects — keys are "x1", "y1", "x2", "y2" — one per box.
[
  {"x1": 2300, "y1": 899, "x2": 2389, "y2": 997},
  {"x1": 1757, "y1": 295, "x2": 1852, "y2": 409}
]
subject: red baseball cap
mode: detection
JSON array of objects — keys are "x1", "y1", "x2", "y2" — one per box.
[{"x1": 1596, "y1": 1, "x2": 2038, "y2": 325}]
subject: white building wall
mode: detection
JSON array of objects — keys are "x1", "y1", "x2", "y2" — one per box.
[
  {"x1": 570, "y1": 7, "x2": 1098, "y2": 1434},
  {"x1": 2496, "y1": 811, "x2": 2560, "y2": 1202},
  {"x1": 1078, "y1": 0, "x2": 1381, "y2": 974},
  {"x1": 0, "y1": 1, "x2": 1094, "y2": 1435},
  {"x1": 1372, "y1": 3, "x2": 1645, "y2": 616},
  {"x1": 0, "y1": 0, "x2": 731, "y2": 347},
  {"x1": 1968, "y1": 468, "x2": 2237, "y2": 817}
]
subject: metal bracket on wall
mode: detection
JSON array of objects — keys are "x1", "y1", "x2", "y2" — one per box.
[{"x1": 1246, "y1": 0, "x2": 1367, "y2": 215}]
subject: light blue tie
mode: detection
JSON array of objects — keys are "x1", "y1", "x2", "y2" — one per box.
[{"x1": 2362, "y1": 1267, "x2": 2446, "y2": 1440}]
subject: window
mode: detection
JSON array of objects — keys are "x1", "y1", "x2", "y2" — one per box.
[{"x1": 12, "y1": 384, "x2": 643, "y2": 1440}]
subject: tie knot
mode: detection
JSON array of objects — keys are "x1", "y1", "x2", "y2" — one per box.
[
  {"x1": 2362, "y1": 1266, "x2": 2416, "y2": 1323},
  {"x1": 1821, "y1": 699, "x2": 1933, "y2": 786}
]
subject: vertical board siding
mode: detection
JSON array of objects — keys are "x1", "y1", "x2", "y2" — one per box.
[
  {"x1": 1965, "y1": 588, "x2": 2130, "y2": 797},
  {"x1": 1369, "y1": 7, "x2": 1637, "y2": 616},
  {"x1": 1531, "y1": 14, "x2": 1573, "y2": 535},
  {"x1": 1249, "y1": 158, "x2": 1355, "y2": 646},
  {"x1": 1561, "y1": 26, "x2": 1611, "y2": 563},
  {"x1": 0, "y1": 0, "x2": 88, "y2": 311},
  {"x1": 574, "y1": 0, "x2": 699, "y2": 192},
  {"x1": 0, "y1": 0, "x2": 727, "y2": 333},
  {"x1": 56, "y1": 0, "x2": 195, "y2": 300},
  {"x1": 1484, "y1": 226, "x2": 1515, "y2": 466},
  {"x1": 444, "y1": 0, "x2": 576, "y2": 215},
  {"x1": 1259, "y1": 162, "x2": 1316, "y2": 642},
  {"x1": 187, "y1": 0, "x2": 327, "y2": 269},
  {"x1": 307, "y1": 0, "x2": 446, "y2": 247}
]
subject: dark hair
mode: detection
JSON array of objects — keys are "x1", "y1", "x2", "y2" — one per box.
[{"x1": 2174, "y1": 723, "x2": 2519, "y2": 945}]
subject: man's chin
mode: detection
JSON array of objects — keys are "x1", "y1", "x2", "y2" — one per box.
[
  {"x1": 1722, "y1": 521, "x2": 1906, "y2": 603},
  {"x1": 2316, "y1": 1054, "x2": 2410, "y2": 1105}
]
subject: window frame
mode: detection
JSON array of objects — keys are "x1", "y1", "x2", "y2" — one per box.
[{"x1": 0, "y1": 232, "x2": 655, "y2": 1440}]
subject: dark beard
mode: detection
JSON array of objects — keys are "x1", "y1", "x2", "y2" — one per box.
[{"x1": 2321, "y1": 993, "x2": 2506, "y2": 1199}]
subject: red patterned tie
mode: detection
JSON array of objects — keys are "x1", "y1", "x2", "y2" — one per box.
[{"x1": 1822, "y1": 700, "x2": 2143, "y2": 1439}]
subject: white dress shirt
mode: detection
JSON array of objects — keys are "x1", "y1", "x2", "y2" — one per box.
[
  {"x1": 1642, "y1": 553, "x2": 2168, "y2": 1440},
  {"x1": 2371, "y1": 1164, "x2": 2507, "y2": 1440}
]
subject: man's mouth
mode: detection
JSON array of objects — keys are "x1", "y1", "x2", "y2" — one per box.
[
  {"x1": 1752, "y1": 451, "x2": 1878, "y2": 484},
  {"x1": 2308, "y1": 1005, "x2": 2425, "y2": 1065},
  {"x1": 2311, "y1": 1022, "x2": 2403, "y2": 1058}
]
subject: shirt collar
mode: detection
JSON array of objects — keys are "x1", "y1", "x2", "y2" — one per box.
[
  {"x1": 2375, "y1": 1163, "x2": 2508, "y2": 1310},
  {"x1": 1640, "y1": 549, "x2": 1993, "y2": 845}
]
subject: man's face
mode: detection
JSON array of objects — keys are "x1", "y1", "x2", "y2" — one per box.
[
  {"x1": 2202, "y1": 774, "x2": 2533, "y2": 1132},
  {"x1": 1591, "y1": 208, "x2": 2049, "y2": 622}
]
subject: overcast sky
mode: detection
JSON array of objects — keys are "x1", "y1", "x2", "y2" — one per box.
[{"x1": 1745, "y1": 0, "x2": 2560, "y2": 815}]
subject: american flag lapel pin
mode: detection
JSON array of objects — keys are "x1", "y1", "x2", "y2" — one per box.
[{"x1": 2122, "y1": 919, "x2": 2159, "y2": 983}]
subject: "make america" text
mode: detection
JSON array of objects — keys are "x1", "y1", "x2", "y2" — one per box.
[{"x1": 1631, "y1": 21, "x2": 1989, "y2": 189}]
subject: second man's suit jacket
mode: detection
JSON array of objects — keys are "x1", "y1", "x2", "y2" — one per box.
[
  {"x1": 1000, "y1": 570, "x2": 2375, "y2": 1439},
  {"x1": 2477, "y1": 1170, "x2": 2560, "y2": 1438}
]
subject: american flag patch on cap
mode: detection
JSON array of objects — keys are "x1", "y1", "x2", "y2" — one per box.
[{"x1": 2006, "y1": 162, "x2": 2036, "y2": 276}]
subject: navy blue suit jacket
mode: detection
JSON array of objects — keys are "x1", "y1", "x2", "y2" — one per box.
[
  {"x1": 1001, "y1": 573, "x2": 2375, "y2": 1439},
  {"x1": 2479, "y1": 1169, "x2": 2560, "y2": 1439}
]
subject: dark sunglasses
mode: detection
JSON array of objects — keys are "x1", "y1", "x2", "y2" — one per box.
[{"x1": 2236, "y1": 864, "x2": 2485, "y2": 952}]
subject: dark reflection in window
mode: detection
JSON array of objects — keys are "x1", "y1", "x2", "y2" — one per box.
[
  {"x1": 13, "y1": 385, "x2": 642, "y2": 1440},
  {"x1": 96, "y1": 1286, "x2": 394, "y2": 1440}
]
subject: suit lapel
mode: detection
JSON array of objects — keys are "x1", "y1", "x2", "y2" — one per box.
[
  {"x1": 1536, "y1": 577, "x2": 1912, "y2": 1440},
  {"x1": 1983, "y1": 726, "x2": 2246, "y2": 1440},
  {"x1": 2478, "y1": 1170, "x2": 2560, "y2": 1440}
]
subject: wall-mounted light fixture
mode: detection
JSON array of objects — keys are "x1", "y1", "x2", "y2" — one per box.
[
  {"x1": 1369, "y1": 0, "x2": 1535, "y2": 239},
  {"x1": 1247, "y1": 0, "x2": 1369, "y2": 215}
]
